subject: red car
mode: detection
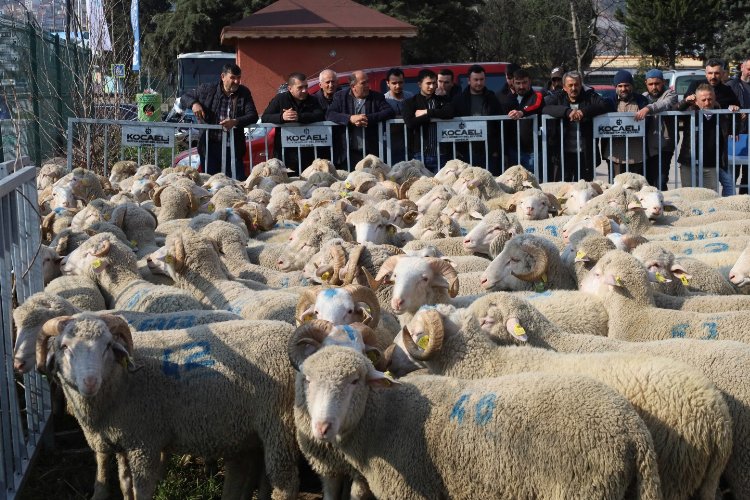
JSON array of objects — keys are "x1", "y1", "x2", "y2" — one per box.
[{"x1": 174, "y1": 62, "x2": 510, "y2": 174}]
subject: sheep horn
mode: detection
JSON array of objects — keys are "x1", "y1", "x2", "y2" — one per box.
[
  {"x1": 590, "y1": 181, "x2": 604, "y2": 195},
  {"x1": 98, "y1": 314, "x2": 135, "y2": 355},
  {"x1": 344, "y1": 284, "x2": 381, "y2": 328},
  {"x1": 427, "y1": 257, "x2": 460, "y2": 298},
  {"x1": 295, "y1": 287, "x2": 321, "y2": 325},
  {"x1": 374, "y1": 255, "x2": 402, "y2": 283},
  {"x1": 234, "y1": 208, "x2": 257, "y2": 234},
  {"x1": 349, "y1": 322, "x2": 386, "y2": 370},
  {"x1": 173, "y1": 235, "x2": 186, "y2": 272},
  {"x1": 41, "y1": 212, "x2": 56, "y2": 241},
  {"x1": 180, "y1": 187, "x2": 199, "y2": 212},
  {"x1": 401, "y1": 310, "x2": 444, "y2": 361},
  {"x1": 545, "y1": 193, "x2": 561, "y2": 215},
  {"x1": 362, "y1": 266, "x2": 380, "y2": 291},
  {"x1": 398, "y1": 176, "x2": 418, "y2": 200},
  {"x1": 356, "y1": 180, "x2": 376, "y2": 193},
  {"x1": 342, "y1": 244, "x2": 365, "y2": 285},
  {"x1": 152, "y1": 185, "x2": 167, "y2": 207},
  {"x1": 510, "y1": 243, "x2": 549, "y2": 283},
  {"x1": 36, "y1": 315, "x2": 73, "y2": 372},
  {"x1": 328, "y1": 244, "x2": 346, "y2": 286},
  {"x1": 288, "y1": 320, "x2": 334, "y2": 370}
]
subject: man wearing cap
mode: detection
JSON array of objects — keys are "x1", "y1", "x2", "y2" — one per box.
[
  {"x1": 634, "y1": 69, "x2": 678, "y2": 190},
  {"x1": 547, "y1": 67, "x2": 564, "y2": 93},
  {"x1": 603, "y1": 70, "x2": 649, "y2": 177}
]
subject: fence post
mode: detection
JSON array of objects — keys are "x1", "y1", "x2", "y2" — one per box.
[
  {"x1": 54, "y1": 34, "x2": 65, "y2": 155},
  {"x1": 27, "y1": 15, "x2": 42, "y2": 167}
]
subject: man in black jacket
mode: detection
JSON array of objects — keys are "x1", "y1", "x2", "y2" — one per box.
[
  {"x1": 544, "y1": 70, "x2": 611, "y2": 181},
  {"x1": 180, "y1": 63, "x2": 258, "y2": 181},
  {"x1": 262, "y1": 72, "x2": 325, "y2": 172},
  {"x1": 499, "y1": 68, "x2": 545, "y2": 173},
  {"x1": 403, "y1": 69, "x2": 454, "y2": 172},
  {"x1": 326, "y1": 70, "x2": 395, "y2": 168},
  {"x1": 452, "y1": 64, "x2": 503, "y2": 173}
]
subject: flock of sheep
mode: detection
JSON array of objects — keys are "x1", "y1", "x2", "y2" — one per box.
[{"x1": 14, "y1": 154, "x2": 750, "y2": 499}]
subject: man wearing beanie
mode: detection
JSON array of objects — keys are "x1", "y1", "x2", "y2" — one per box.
[
  {"x1": 603, "y1": 70, "x2": 649, "y2": 177},
  {"x1": 635, "y1": 69, "x2": 678, "y2": 190}
]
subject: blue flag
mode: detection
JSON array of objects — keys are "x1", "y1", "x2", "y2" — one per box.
[{"x1": 131, "y1": 0, "x2": 140, "y2": 71}]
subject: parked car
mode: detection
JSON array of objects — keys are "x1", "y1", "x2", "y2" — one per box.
[
  {"x1": 662, "y1": 69, "x2": 705, "y2": 98},
  {"x1": 590, "y1": 84, "x2": 616, "y2": 104}
]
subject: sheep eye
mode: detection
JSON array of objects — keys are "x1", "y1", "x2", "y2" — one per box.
[
  {"x1": 348, "y1": 309, "x2": 353, "y2": 314},
  {"x1": 510, "y1": 257, "x2": 520, "y2": 263},
  {"x1": 350, "y1": 378, "x2": 359, "y2": 385}
]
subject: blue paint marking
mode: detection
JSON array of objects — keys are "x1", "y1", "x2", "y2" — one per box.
[
  {"x1": 322, "y1": 288, "x2": 338, "y2": 298},
  {"x1": 671, "y1": 323, "x2": 689, "y2": 338},
  {"x1": 691, "y1": 208, "x2": 703, "y2": 216},
  {"x1": 670, "y1": 235, "x2": 679, "y2": 241},
  {"x1": 704, "y1": 242, "x2": 729, "y2": 253},
  {"x1": 228, "y1": 297, "x2": 250, "y2": 315},
  {"x1": 162, "y1": 341, "x2": 216, "y2": 380},
  {"x1": 683, "y1": 232, "x2": 695, "y2": 241},
  {"x1": 683, "y1": 248, "x2": 693, "y2": 255},
  {"x1": 342, "y1": 325, "x2": 357, "y2": 342},
  {"x1": 544, "y1": 225, "x2": 559, "y2": 237},
  {"x1": 133, "y1": 315, "x2": 199, "y2": 331},
  {"x1": 459, "y1": 227, "x2": 468, "y2": 236},
  {"x1": 474, "y1": 394, "x2": 497, "y2": 426},
  {"x1": 708, "y1": 208, "x2": 716, "y2": 213},
  {"x1": 702, "y1": 321, "x2": 719, "y2": 340},
  {"x1": 280, "y1": 277, "x2": 290, "y2": 288},
  {"x1": 526, "y1": 290, "x2": 553, "y2": 300},
  {"x1": 524, "y1": 227, "x2": 536, "y2": 234},
  {"x1": 449, "y1": 394, "x2": 469, "y2": 425},
  {"x1": 123, "y1": 289, "x2": 149, "y2": 310}
]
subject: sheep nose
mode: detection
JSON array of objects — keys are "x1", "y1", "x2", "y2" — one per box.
[
  {"x1": 13, "y1": 358, "x2": 25, "y2": 372},
  {"x1": 392, "y1": 298, "x2": 404, "y2": 310},
  {"x1": 315, "y1": 421, "x2": 332, "y2": 439},
  {"x1": 82, "y1": 376, "x2": 98, "y2": 391}
]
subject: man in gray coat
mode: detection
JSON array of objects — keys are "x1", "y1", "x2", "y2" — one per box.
[{"x1": 635, "y1": 69, "x2": 678, "y2": 190}]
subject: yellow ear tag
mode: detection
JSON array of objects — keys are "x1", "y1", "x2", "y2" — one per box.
[
  {"x1": 207, "y1": 203, "x2": 215, "y2": 213},
  {"x1": 366, "y1": 351, "x2": 379, "y2": 363},
  {"x1": 345, "y1": 181, "x2": 353, "y2": 189},
  {"x1": 513, "y1": 324, "x2": 526, "y2": 336},
  {"x1": 616, "y1": 277, "x2": 623, "y2": 286},
  {"x1": 321, "y1": 271, "x2": 331, "y2": 281},
  {"x1": 339, "y1": 191, "x2": 348, "y2": 198},
  {"x1": 384, "y1": 370, "x2": 395, "y2": 378},
  {"x1": 655, "y1": 272, "x2": 667, "y2": 283},
  {"x1": 165, "y1": 255, "x2": 174, "y2": 264},
  {"x1": 680, "y1": 275, "x2": 689, "y2": 285},
  {"x1": 417, "y1": 335, "x2": 430, "y2": 349},
  {"x1": 130, "y1": 240, "x2": 138, "y2": 248},
  {"x1": 541, "y1": 273, "x2": 548, "y2": 283},
  {"x1": 387, "y1": 226, "x2": 396, "y2": 234},
  {"x1": 576, "y1": 251, "x2": 586, "y2": 260},
  {"x1": 92, "y1": 259, "x2": 102, "y2": 269},
  {"x1": 104, "y1": 213, "x2": 111, "y2": 221},
  {"x1": 119, "y1": 357, "x2": 128, "y2": 369},
  {"x1": 304, "y1": 203, "x2": 310, "y2": 210}
]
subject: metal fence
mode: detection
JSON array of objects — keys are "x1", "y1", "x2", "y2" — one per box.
[
  {"x1": 0, "y1": 157, "x2": 50, "y2": 499},
  {"x1": 65, "y1": 109, "x2": 750, "y2": 193}
]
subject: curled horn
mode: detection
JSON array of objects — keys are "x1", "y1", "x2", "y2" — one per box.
[
  {"x1": 172, "y1": 235, "x2": 186, "y2": 272},
  {"x1": 510, "y1": 243, "x2": 549, "y2": 282},
  {"x1": 313, "y1": 199, "x2": 333, "y2": 210},
  {"x1": 362, "y1": 266, "x2": 380, "y2": 290},
  {"x1": 328, "y1": 244, "x2": 346, "y2": 286},
  {"x1": 401, "y1": 309, "x2": 445, "y2": 361},
  {"x1": 427, "y1": 257, "x2": 460, "y2": 298},
  {"x1": 288, "y1": 320, "x2": 334, "y2": 370},
  {"x1": 350, "y1": 322, "x2": 386, "y2": 370},
  {"x1": 245, "y1": 175, "x2": 262, "y2": 190},
  {"x1": 342, "y1": 244, "x2": 365, "y2": 285},
  {"x1": 92, "y1": 238, "x2": 111, "y2": 257},
  {"x1": 356, "y1": 180, "x2": 376, "y2": 193},
  {"x1": 41, "y1": 212, "x2": 56, "y2": 241},
  {"x1": 545, "y1": 193, "x2": 562, "y2": 215},
  {"x1": 233, "y1": 207, "x2": 257, "y2": 233},
  {"x1": 180, "y1": 186, "x2": 199, "y2": 212},
  {"x1": 152, "y1": 185, "x2": 168, "y2": 207},
  {"x1": 591, "y1": 215, "x2": 612, "y2": 236},
  {"x1": 590, "y1": 181, "x2": 604, "y2": 195},
  {"x1": 98, "y1": 314, "x2": 134, "y2": 354},
  {"x1": 382, "y1": 180, "x2": 399, "y2": 193},
  {"x1": 374, "y1": 255, "x2": 402, "y2": 283},
  {"x1": 398, "y1": 176, "x2": 418, "y2": 200},
  {"x1": 343, "y1": 284, "x2": 381, "y2": 327},
  {"x1": 295, "y1": 287, "x2": 321, "y2": 325},
  {"x1": 36, "y1": 315, "x2": 73, "y2": 372},
  {"x1": 507, "y1": 191, "x2": 523, "y2": 212}
]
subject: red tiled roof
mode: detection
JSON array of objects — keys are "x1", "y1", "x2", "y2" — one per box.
[{"x1": 221, "y1": 0, "x2": 417, "y2": 41}]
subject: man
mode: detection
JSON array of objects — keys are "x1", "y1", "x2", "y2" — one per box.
[
  {"x1": 544, "y1": 71, "x2": 611, "y2": 181},
  {"x1": 261, "y1": 72, "x2": 325, "y2": 171},
  {"x1": 547, "y1": 67, "x2": 564, "y2": 93},
  {"x1": 452, "y1": 64, "x2": 503, "y2": 173},
  {"x1": 384, "y1": 68, "x2": 414, "y2": 164},
  {"x1": 603, "y1": 70, "x2": 649, "y2": 177},
  {"x1": 496, "y1": 63, "x2": 521, "y2": 99},
  {"x1": 327, "y1": 70, "x2": 395, "y2": 167},
  {"x1": 677, "y1": 84, "x2": 731, "y2": 195},
  {"x1": 180, "y1": 63, "x2": 258, "y2": 180},
  {"x1": 727, "y1": 57, "x2": 750, "y2": 193},
  {"x1": 683, "y1": 59, "x2": 740, "y2": 194},
  {"x1": 403, "y1": 69, "x2": 454, "y2": 173},
  {"x1": 313, "y1": 69, "x2": 338, "y2": 112},
  {"x1": 498, "y1": 68, "x2": 544, "y2": 172},
  {"x1": 436, "y1": 69, "x2": 461, "y2": 99},
  {"x1": 634, "y1": 69, "x2": 678, "y2": 190}
]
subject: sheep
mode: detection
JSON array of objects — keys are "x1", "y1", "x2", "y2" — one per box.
[
  {"x1": 439, "y1": 194, "x2": 487, "y2": 230},
  {"x1": 495, "y1": 164, "x2": 541, "y2": 192},
  {"x1": 108, "y1": 160, "x2": 138, "y2": 185},
  {"x1": 37, "y1": 162, "x2": 68, "y2": 190},
  {"x1": 481, "y1": 234, "x2": 576, "y2": 292},
  {"x1": 61, "y1": 232, "x2": 206, "y2": 313},
  {"x1": 11, "y1": 292, "x2": 240, "y2": 373},
  {"x1": 291, "y1": 344, "x2": 663, "y2": 500},
  {"x1": 673, "y1": 256, "x2": 740, "y2": 295},
  {"x1": 386, "y1": 159, "x2": 433, "y2": 183},
  {"x1": 345, "y1": 205, "x2": 398, "y2": 244},
  {"x1": 44, "y1": 275, "x2": 106, "y2": 311},
  {"x1": 41, "y1": 207, "x2": 77, "y2": 242},
  {"x1": 433, "y1": 158, "x2": 470, "y2": 185},
  {"x1": 470, "y1": 291, "x2": 750, "y2": 499},
  {"x1": 556, "y1": 179, "x2": 602, "y2": 215},
  {"x1": 407, "y1": 211, "x2": 462, "y2": 242},
  {"x1": 403, "y1": 237, "x2": 477, "y2": 257},
  {"x1": 580, "y1": 249, "x2": 750, "y2": 343},
  {"x1": 729, "y1": 241, "x2": 750, "y2": 290},
  {"x1": 612, "y1": 171, "x2": 649, "y2": 192},
  {"x1": 304, "y1": 239, "x2": 403, "y2": 288},
  {"x1": 277, "y1": 223, "x2": 349, "y2": 272},
  {"x1": 107, "y1": 203, "x2": 160, "y2": 258},
  {"x1": 386, "y1": 304, "x2": 732, "y2": 500},
  {"x1": 414, "y1": 184, "x2": 456, "y2": 214},
  {"x1": 151, "y1": 230, "x2": 299, "y2": 323},
  {"x1": 462, "y1": 209, "x2": 523, "y2": 256},
  {"x1": 516, "y1": 289, "x2": 610, "y2": 337},
  {"x1": 38, "y1": 314, "x2": 300, "y2": 499},
  {"x1": 375, "y1": 198, "x2": 418, "y2": 228},
  {"x1": 451, "y1": 166, "x2": 512, "y2": 202},
  {"x1": 152, "y1": 179, "x2": 211, "y2": 223}
]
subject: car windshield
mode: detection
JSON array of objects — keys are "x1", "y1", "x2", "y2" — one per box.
[{"x1": 675, "y1": 75, "x2": 705, "y2": 96}]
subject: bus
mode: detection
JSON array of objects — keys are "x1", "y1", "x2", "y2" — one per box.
[{"x1": 176, "y1": 51, "x2": 236, "y2": 97}]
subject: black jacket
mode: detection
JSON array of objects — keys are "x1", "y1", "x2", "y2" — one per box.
[
  {"x1": 261, "y1": 92, "x2": 324, "y2": 124},
  {"x1": 451, "y1": 87, "x2": 502, "y2": 116},
  {"x1": 180, "y1": 82, "x2": 258, "y2": 148},
  {"x1": 499, "y1": 90, "x2": 545, "y2": 153},
  {"x1": 326, "y1": 90, "x2": 395, "y2": 154},
  {"x1": 544, "y1": 88, "x2": 611, "y2": 164},
  {"x1": 684, "y1": 80, "x2": 740, "y2": 110},
  {"x1": 403, "y1": 93, "x2": 454, "y2": 155},
  {"x1": 677, "y1": 101, "x2": 729, "y2": 169}
]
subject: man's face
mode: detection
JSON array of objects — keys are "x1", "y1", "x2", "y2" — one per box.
[
  {"x1": 288, "y1": 78, "x2": 308, "y2": 101},
  {"x1": 320, "y1": 72, "x2": 337, "y2": 97},
  {"x1": 741, "y1": 61, "x2": 750, "y2": 81},
  {"x1": 419, "y1": 77, "x2": 436, "y2": 97},
  {"x1": 563, "y1": 76, "x2": 581, "y2": 101},
  {"x1": 616, "y1": 82, "x2": 632, "y2": 100},
  {"x1": 645, "y1": 78, "x2": 664, "y2": 97},
  {"x1": 469, "y1": 71, "x2": 486, "y2": 94},
  {"x1": 513, "y1": 77, "x2": 531, "y2": 96},
  {"x1": 705, "y1": 65, "x2": 722, "y2": 86},
  {"x1": 351, "y1": 72, "x2": 370, "y2": 99},
  {"x1": 437, "y1": 74, "x2": 454, "y2": 94},
  {"x1": 221, "y1": 71, "x2": 241, "y2": 94},
  {"x1": 387, "y1": 74, "x2": 405, "y2": 98},
  {"x1": 551, "y1": 77, "x2": 563, "y2": 90},
  {"x1": 505, "y1": 75, "x2": 515, "y2": 92},
  {"x1": 695, "y1": 90, "x2": 715, "y2": 109}
]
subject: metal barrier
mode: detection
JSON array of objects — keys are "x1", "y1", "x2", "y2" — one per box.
[{"x1": 0, "y1": 157, "x2": 49, "y2": 499}]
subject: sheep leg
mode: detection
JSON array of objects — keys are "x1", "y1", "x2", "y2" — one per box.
[
  {"x1": 261, "y1": 429, "x2": 300, "y2": 500},
  {"x1": 116, "y1": 452, "x2": 134, "y2": 500},
  {"x1": 125, "y1": 448, "x2": 161, "y2": 500},
  {"x1": 320, "y1": 475, "x2": 344, "y2": 500},
  {"x1": 222, "y1": 453, "x2": 261, "y2": 500},
  {"x1": 349, "y1": 475, "x2": 374, "y2": 500},
  {"x1": 91, "y1": 451, "x2": 111, "y2": 500}
]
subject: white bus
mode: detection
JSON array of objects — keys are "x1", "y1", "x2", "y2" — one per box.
[{"x1": 176, "y1": 51, "x2": 236, "y2": 97}]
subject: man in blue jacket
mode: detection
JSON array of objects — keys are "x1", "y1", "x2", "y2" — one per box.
[
  {"x1": 326, "y1": 70, "x2": 395, "y2": 168},
  {"x1": 180, "y1": 63, "x2": 258, "y2": 180}
]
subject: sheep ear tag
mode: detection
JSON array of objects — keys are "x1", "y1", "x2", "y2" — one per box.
[
  {"x1": 679, "y1": 275, "x2": 690, "y2": 286},
  {"x1": 91, "y1": 259, "x2": 107, "y2": 273},
  {"x1": 416, "y1": 335, "x2": 430, "y2": 350},
  {"x1": 533, "y1": 274, "x2": 548, "y2": 293},
  {"x1": 575, "y1": 251, "x2": 588, "y2": 263},
  {"x1": 655, "y1": 272, "x2": 671, "y2": 283},
  {"x1": 366, "y1": 365, "x2": 400, "y2": 387},
  {"x1": 512, "y1": 324, "x2": 528, "y2": 341}
]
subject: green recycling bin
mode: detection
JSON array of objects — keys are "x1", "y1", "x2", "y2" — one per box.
[{"x1": 136, "y1": 93, "x2": 162, "y2": 122}]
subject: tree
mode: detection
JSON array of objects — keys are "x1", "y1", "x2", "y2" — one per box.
[
  {"x1": 616, "y1": 0, "x2": 722, "y2": 69},
  {"x1": 713, "y1": 0, "x2": 750, "y2": 65}
]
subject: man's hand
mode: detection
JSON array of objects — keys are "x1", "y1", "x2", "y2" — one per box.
[
  {"x1": 282, "y1": 108, "x2": 298, "y2": 122},
  {"x1": 728, "y1": 105, "x2": 740, "y2": 112},
  {"x1": 684, "y1": 94, "x2": 696, "y2": 104},
  {"x1": 350, "y1": 114, "x2": 368, "y2": 127},
  {"x1": 415, "y1": 109, "x2": 428, "y2": 118},
  {"x1": 508, "y1": 110, "x2": 524, "y2": 120},
  {"x1": 192, "y1": 103, "x2": 205, "y2": 122},
  {"x1": 634, "y1": 107, "x2": 651, "y2": 121},
  {"x1": 219, "y1": 118, "x2": 238, "y2": 131},
  {"x1": 568, "y1": 109, "x2": 584, "y2": 122}
]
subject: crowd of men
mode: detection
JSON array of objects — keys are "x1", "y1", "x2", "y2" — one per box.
[{"x1": 180, "y1": 58, "x2": 750, "y2": 195}]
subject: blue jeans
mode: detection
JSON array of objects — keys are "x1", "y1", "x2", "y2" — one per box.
[
  {"x1": 413, "y1": 152, "x2": 438, "y2": 173},
  {"x1": 719, "y1": 167, "x2": 736, "y2": 197},
  {"x1": 507, "y1": 149, "x2": 535, "y2": 173}
]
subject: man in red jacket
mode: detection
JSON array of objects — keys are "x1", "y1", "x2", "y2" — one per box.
[{"x1": 499, "y1": 68, "x2": 544, "y2": 173}]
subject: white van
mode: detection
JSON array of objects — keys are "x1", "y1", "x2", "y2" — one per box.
[{"x1": 661, "y1": 70, "x2": 705, "y2": 99}]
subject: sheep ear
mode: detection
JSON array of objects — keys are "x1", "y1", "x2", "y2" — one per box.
[
  {"x1": 505, "y1": 317, "x2": 528, "y2": 342},
  {"x1": 112, "y1": 342, "x2": 139, "y2": 372},
  {"x1": 468, "y1": 211, "x2": 484, "y2": 220},
  {"x1": 663, "y1": 201, "x2": 679, "y2": 212},
  {"x1": 603, "y1": 274, "x2": 623, "y2": 287},
  {"x1": 91, "y1": 239, "x2": 111, "y2": 257},
  {"x1": 670, "y1": 264, "x2": 692, "y2": 283},
  {"x1": 366, "y1": 365, "x2": 400, "y2": 387}
]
